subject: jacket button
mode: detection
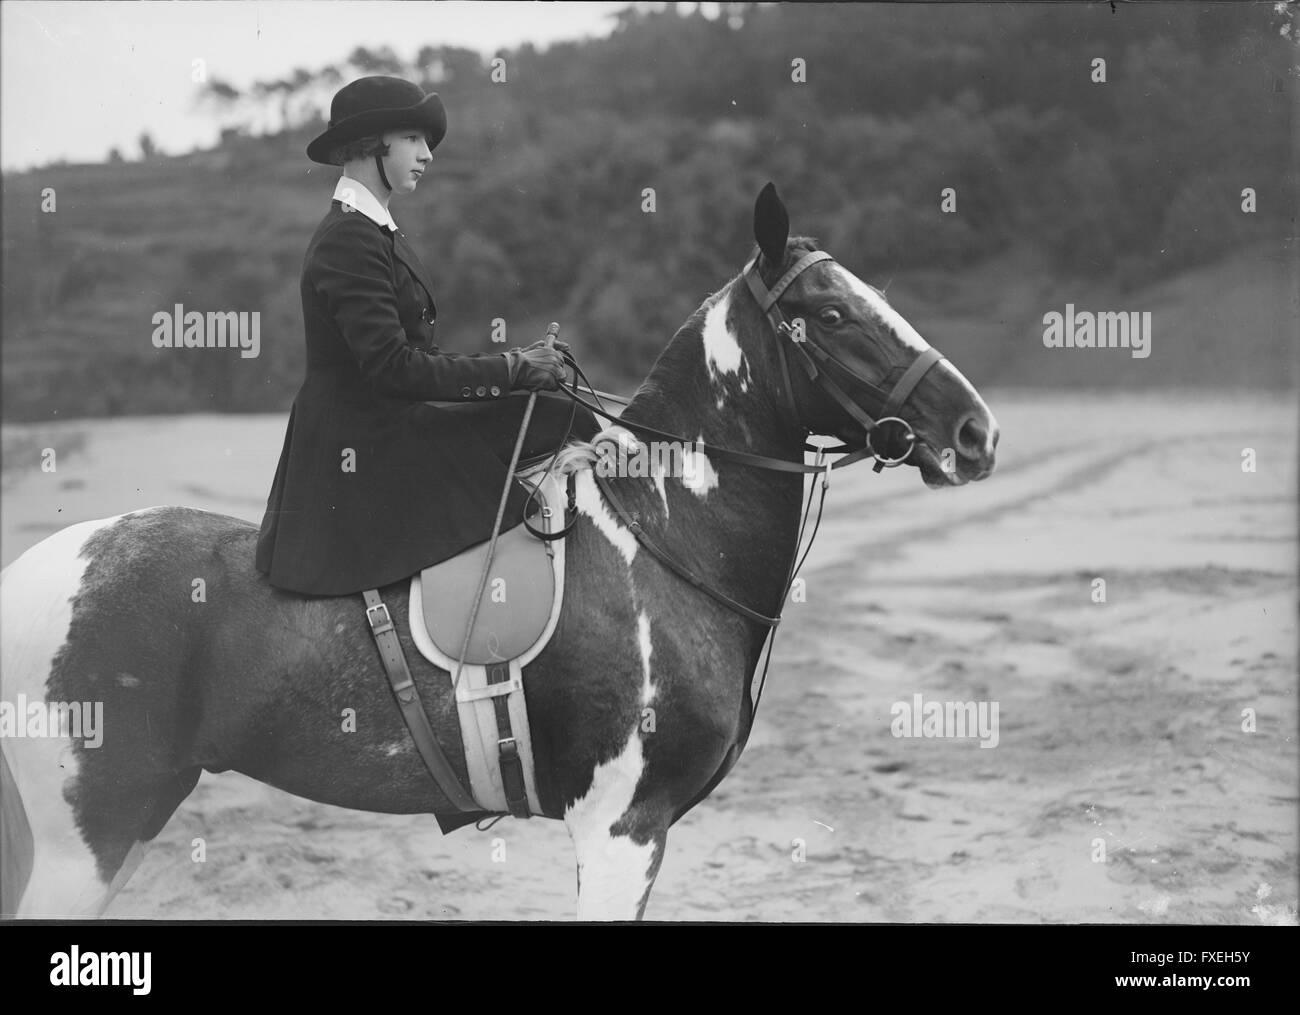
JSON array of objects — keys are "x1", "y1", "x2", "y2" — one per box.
[
  {"x1": 475, "y1": 386, "x2": 487, "y2": 397},
  {"x1": 490, "y1": 385, "x2": 501, "y2": 397},
  {"x1": 460, "y1": 386, "x2": 471, "y2": 398}
]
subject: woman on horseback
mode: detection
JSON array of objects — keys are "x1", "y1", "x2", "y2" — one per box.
[{"x1": 255, "y1": 76, "x2": 596, "y2": 595}]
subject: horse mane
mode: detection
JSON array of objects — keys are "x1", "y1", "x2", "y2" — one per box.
[{"x1": 518, "y1": 235, "x2": 825, "y2": 484}]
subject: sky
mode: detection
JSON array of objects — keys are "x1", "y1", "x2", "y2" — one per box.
[{"x1": 1, "y1": 0, "x2": 641, "y2": 171}]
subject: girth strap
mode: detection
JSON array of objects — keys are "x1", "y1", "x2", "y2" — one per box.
[
  {"x1": 487, "y1": 663, "x2": 531, "y2": 818},
  {"x1": 362, "y1": 589, "x2": 480, "y2": 813}
]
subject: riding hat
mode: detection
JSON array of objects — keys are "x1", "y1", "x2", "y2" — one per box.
[{"x1": 307, "y1": 76, "x2": 446, "y2": 166}]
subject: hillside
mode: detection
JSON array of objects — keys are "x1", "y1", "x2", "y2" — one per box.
[{"x1": 1, "y1": 2, "x2": 1295, "y2": 421}]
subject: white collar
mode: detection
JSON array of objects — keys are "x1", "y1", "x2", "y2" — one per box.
[{"x1": 333, "y1": 175, "x2": 398, "y2": 232}]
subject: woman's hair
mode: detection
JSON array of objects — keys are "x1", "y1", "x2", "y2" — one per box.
[
  {"x1": 330, "y1": 126, "x2": 434, "y2": 166},
  {"x1": 330, "y1": 135, "x2": 389, "y2": 165}
]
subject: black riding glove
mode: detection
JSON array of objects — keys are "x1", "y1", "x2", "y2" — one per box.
[{"x1": 508, "y1": 346, "x2": 566, "y2": 391}]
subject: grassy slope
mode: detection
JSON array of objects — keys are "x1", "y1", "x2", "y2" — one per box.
[{"x1": 2, "y1": 138, "x2": 1295, "y2": 423}]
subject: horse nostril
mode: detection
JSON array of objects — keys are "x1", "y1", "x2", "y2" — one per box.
[{"x1": 955, "y1": 415, "x2": 988, "y2": 458}]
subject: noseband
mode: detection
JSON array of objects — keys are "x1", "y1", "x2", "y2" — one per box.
[{"x1": 744, "y1": 251, "x2": 944, "y2": 472}]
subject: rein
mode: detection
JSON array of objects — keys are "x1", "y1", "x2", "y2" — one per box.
[
  {"x1": 560, "y1": 253, "x2": 944, "y2": 476},
  {"x1": 561, "y1": 362, "x2": 873, "y2": 475}
]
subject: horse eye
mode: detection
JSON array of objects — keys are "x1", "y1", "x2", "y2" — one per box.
[{"x1": 818, "y1": 307, "x2": 844, "y2": 326}]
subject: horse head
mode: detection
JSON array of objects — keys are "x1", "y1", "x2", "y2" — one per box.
[{"x1": 746, "y1": 183, "x2": 998, "y2": 487}]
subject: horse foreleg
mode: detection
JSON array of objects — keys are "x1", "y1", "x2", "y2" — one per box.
[
  {"x1": 562, "y1": 738, "x2": 670, "y2": 920},
  {"x1": 566, "y1": 813, "x2": 668, "y2": 921}
]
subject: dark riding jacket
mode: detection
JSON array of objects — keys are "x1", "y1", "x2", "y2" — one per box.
[{"x1": 255, "y1": 183, "x2": 530, "y2": 595}]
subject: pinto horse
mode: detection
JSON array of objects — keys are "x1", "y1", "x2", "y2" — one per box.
[{"x1": 0, "y1": 184, "x2": 997, "y2": 920}]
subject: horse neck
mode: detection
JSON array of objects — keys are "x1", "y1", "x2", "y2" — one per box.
[{"x1": 613, "y1": 276, "x2": 809, "y2": 625}]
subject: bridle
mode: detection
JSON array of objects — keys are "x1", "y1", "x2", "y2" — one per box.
[
  {"x1": 549, "y1": 244, "x2": 946, "y2": 615},
  {"x1": 540, "y1": 246, "x2": 950, "y2": 749},
  {"x1": 743, "y1": 249, "x2": 945, "y2": 473},
  {"x1": 559, "y1": 249, "x2": 945, "y2": 481}
]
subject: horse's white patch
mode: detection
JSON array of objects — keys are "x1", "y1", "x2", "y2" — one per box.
[
  {"x1": 681, "y1": 435, "x2": 720, "y2": 498},
  {"x1": 575, "y1": 470, "x2": 637, "y2": 567},
  {"x1": 615, "y1": 426, "x2": 671, "y2": 517},
  {"x1": 563, "y1": 741, "x2": 653, "y2": 914},
  {"x1": 564, "y1": 735, "x2": 657, "y2": 920},
  {"x1": 834, "y1": 265, "x2": 931, "y2": 354},
  {"x1": 1, "y1": 515, "x2": 125, "y2": 916},
  {"x1": 637, "y1": 612, "x2": 654, "y2": 706},
  {"x1": 651, "y1": 464, "x2": 670, "y2": 517},
  {"x1": 593, "y1": 425, "x2": 681, "y2": 517},
  {"x1": 701, "y1": 292, "x2": 748, "y2": 391},
  {"x1": 560, "y1": 611, "x2": 658, "y2": 920},
  {"x1": 833, "y1": 265, "x2": 998, "y2": 454}
]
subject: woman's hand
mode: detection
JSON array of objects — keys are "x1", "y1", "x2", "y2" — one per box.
[{"x1": 509, "y1": 346, "x2": 567, "y2": 391}]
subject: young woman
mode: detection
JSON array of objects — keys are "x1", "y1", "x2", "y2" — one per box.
[{"x1": 255, "y1": 76, "x2": 596, "y2": 595}]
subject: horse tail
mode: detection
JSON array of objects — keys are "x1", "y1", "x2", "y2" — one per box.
[{"x1": 0, "y1": 514, "x2": 133, "y2": 916}]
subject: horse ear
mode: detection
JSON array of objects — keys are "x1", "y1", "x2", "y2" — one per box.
[{"x1": 753, "y1": 182, "x2": 789, "y2": 270}]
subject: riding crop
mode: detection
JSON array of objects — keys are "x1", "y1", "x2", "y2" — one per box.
[{"x1": 450, "y1": 323, "x2": 559, "y2": 692}]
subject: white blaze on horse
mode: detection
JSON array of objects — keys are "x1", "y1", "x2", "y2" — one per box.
[{"x1": 0, "y1": 185, "x2": 997, "y2": 921}]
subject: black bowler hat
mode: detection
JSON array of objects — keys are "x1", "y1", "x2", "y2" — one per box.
[{"x1": 307, "y1": 76, "x2": 446, "y2": 165}]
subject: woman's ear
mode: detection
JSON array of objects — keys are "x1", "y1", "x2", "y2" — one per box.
[{"x1": 753, "y1": 182, "x2": 789, "y2": 270}]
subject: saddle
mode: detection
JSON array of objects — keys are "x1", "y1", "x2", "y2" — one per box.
[
  {"x1": 415, "y1": 521, "x2": 555, "y2": 664},
  {"x1": 363, "y1": 471, "x2": 571, "y2": 827}
]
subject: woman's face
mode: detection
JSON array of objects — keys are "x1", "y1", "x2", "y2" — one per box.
[{"x1": 381, "y1": 129, "x2": 433, "y2": 195}]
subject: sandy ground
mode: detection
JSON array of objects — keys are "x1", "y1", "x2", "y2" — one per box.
[{"x1": 1, "y1": 392, "x2": 1296, "y2": 922}]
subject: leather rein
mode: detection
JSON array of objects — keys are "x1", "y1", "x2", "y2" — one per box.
[{"x1": 554, "y1": 249, "x2": 945, "y2": 633}]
